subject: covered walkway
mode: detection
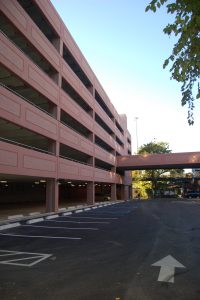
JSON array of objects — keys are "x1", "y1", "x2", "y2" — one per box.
[{"x1": 117, "y1": 152, "x2": 200, "y2": 170}]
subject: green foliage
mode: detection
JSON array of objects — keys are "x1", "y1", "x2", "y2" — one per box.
[
  {"x1": 132, "y1": 141, "x2": 184, "y2": 198},
  {"x1": 132, "y1": 170, "x2": 151, "y2": 199},
  {"x1": 146, "y1": 0, "x2": 200, "y2": 125},
  {"x1": 138, "y1": 141, "x2": 171, "y2": 154}
]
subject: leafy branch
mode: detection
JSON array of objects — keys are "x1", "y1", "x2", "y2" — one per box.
[{"x1": 146, "y1": 0, "x2": 200, "y2": 125}]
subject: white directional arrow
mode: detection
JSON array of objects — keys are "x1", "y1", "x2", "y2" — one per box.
[{"x1": 152, "y1": 255, "x2": 186, "y2": 283}]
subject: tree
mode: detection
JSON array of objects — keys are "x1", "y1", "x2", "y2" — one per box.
[
  {"x1": 132, "y1": 141, "x2": 184, "y2": 198},
  {"x1": 132, "y1": 170, "x2": 151, "y2": 199},
  {"x1": 138, "y1": 141, "x2": 171, "y2": 154},
  {"x1": 146, "y1": 0, "x2": 200, "y2": 125}
]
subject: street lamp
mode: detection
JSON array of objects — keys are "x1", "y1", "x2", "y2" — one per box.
[{"x1": 134, "y1": 117, "x2": 139, "y2": 154}]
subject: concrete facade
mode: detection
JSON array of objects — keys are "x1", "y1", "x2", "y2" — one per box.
[
  {"x1": 117, "y1": 152, "x2": 200, "y2": 170},
  {"x1": 0, "y1": 0, "x2": 132, "y2": 212}
]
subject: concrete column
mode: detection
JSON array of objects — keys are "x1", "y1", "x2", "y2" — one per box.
[
  {"x1": 111, "y1": 150, "x2": 116, "y2": 157},
  {"x1": 51, "y1": 72, "x2": 59, "y2": 85},
  {"x1": 119, "y1": 185, "x2": 129, "y2": 200},
  {"x1": 111, "y1": 183, "x2": 117, "y2": 201},
  {"x1": 112, "y1": 133, "x2": 116, "y2": 140},
  {"x1": 87, "y1": 156, "x2": 94, "y2": 166},
  {"x1": 119, "y1": 185, "x2": 124, "y2": 200},
  {"x1": 129, "y1": 186, "x2": 133, "y2": 199},
  {"x1": 48, "y1": 102, "x2": 58, "y2": 118},
  {"x1": 123, "y1": 185, "x2": 130, "y2": 200},
  {"x1": 46, "y1": 178, "x2": 59, "y2": 212},
  {"x1": 89, "y1": 132, "x2": 94, "y2": 143},
  {"x1": 87, "y1": 182, "x2": 95, "y2": 205},
  {"x1": 88, "y1": 84, "x2": 94, "y2": 96},
  {"x1": 57, "y1": 74, "x2": 62, "y2": 89},
  {"x1": 90, "y1": 109, "x2": 95, "y2": 119},
  {"x1": 59, "y1": 40, "x2": 63, "y2": 56},
  {"x1": 48, "y1": 140, "x2": 56, "y2": 155},
  {"x1": 52, "y1": 36, "x2": 61, "y2": 53}
]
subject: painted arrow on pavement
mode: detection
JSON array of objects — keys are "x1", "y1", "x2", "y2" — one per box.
[{"x1": 152, "y1": 255, "x2": 186, "y2": 283}]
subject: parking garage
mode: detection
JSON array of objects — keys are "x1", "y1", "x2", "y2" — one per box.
[{"x1": 0, "y1": 174, "x2": 125, "y2": 221}]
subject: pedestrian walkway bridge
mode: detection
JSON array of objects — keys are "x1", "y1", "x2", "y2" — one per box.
[{"x1": 117, "y1": 152, "x2": 200, "y2": 170}]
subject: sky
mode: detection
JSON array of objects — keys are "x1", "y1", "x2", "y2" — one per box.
[{"x1": 51, "y1": 0, "x2": 199, "y2": 154}]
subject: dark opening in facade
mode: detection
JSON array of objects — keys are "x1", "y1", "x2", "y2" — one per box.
[
  {"x1": 61, "y1": 110, "x2": 93, "y2": 139},
  {"x1": 0, "y1": 118, "x2": 54, "y2": 154},
  {"x1": 63, "y1": 44, "x2": 93, "y2": 94},
  {"x1": 0, "y1": 64, "x2": 57, "y2": 118},
  {"x1": 0, "y1": 12, "x2": 59, "y2": 84},
  {"x1": 62, "y1": 78, "x2": 93, "y2": 115},
  {"x1": 95, "y1": 135, "x2": 114, "y2": 153},
  {"x1": 95, "y1": 158, "x2": 113, "y2": 171},
  {"x1": 60, "y1": 143, "x2": 92, "y2": 165},
  {"x1": 95, "y1": 113, "x2": 114, "y2": 136},
  {"x1": 17, "y1": 0, "x2": 60, "y2": 51},
  {"x1": 95, "y1": 90, "x2": 114, "y2": 121},
  {"x1": 115, "y1": 120, "x2": 124, "y2": 135}
]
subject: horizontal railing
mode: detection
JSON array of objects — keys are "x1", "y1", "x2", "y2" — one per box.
[{"x1": 0, "y1": 136, "x2": 54, "y2": 155}]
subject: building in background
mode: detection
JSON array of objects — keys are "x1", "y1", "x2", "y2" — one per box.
[
  {"x1": 0, "y1": 0, "x2": 132, "y2": 214},
  {"x1": 192, "y1": 169, "x2": 200, "y2": 177}
]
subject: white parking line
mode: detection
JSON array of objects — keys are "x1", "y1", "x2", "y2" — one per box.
[
  {"x1": 46, "y1": 220, "x2": 110, "y2": 224},
  {"x1": 29, "y1": 212, "x2": 41, "y2": 216},
  {"x1": 0, "y1": 233, "x2": 81, "y2": 240},
  {"x1": 75, "y1": 209, "x2": 83, "y2": 213},
  {"x1": 85, "y1": 212, "x2": 127, "y2": 215},
  {"x1": 0, "y1": 223, "x2": 21, "y2": 230},
  {"x1": 22, "y1": 225, "x2": 99, "y2": 231},
  {"x1": 62, "y1": 212, "x2": 72, "y2": 216},
  {"x1": 8, "y1": 214, "x2": 24, "y2": 220},
  {"x1": 64, "y1": 216, "x2": 118, "y2": 220},
  {"x1": 58, "y1": 208, "x2": 67, "y2": 212},
  {"x1": 0, "y1": 250, "x2": 52, "y2": 267},
  {"x1": 26, "y1": 218, "x2": 44, "y2": 224},
  {"x1": 45, "y1": 215, "x2": 59, "y2": 220}
]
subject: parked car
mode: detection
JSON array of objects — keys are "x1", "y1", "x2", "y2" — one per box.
[{"x1": 185, "y1": 191, "x2": 200, "y2": 199}]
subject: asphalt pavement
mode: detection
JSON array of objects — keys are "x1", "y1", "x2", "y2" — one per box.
[{"x1": 0, "y1": 199, "x2": 200, "y2": 300}]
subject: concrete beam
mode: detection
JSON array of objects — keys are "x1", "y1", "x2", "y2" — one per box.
[{"x1": 117, "y1": 152, "x2": 200, "y2": 170}]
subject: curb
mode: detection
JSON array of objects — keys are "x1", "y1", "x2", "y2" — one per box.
[{"x1": 0, "y1": 200, "x2": 126, "y2": 230}]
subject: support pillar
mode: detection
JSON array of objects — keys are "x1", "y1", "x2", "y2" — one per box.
[
  {"x1": 46, "y1": 178, "x2": 59, "y2": 212},
  {"x1": 129, "y1": 186, "x2": 133, "y2": 199},
  {"x1": 120, "y1": 185, "x2": 124, "y2": 200},
  {"x1": 123, "y1": 185, "x2": 129, "y2": 200},
  {"x1": 111, "y1": 183, "x2": 117, "y2": 201},
  {"x1": 87, "y1": 181, "x2": 95, "y2": 205},
  {"x1": 48, "y1": 102, "x2": 58, "y2": 118},
  {"x1": 87, "y1": 156, "x2": 94, "y2": 166}
]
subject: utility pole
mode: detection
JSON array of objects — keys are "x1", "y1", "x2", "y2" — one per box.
[{"x1": 134, "y1": 117, "x2": 139, "y2": 154}]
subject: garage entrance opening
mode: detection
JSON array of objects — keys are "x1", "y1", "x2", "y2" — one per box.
[
  {"x1": 59, "y1": 180, "x2": 87, "y2": 208},
  {"x1": 0, "y1": 175, "x2": 46, "y2": 221}
]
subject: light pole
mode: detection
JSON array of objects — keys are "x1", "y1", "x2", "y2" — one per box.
[{"x1": 134, "y1": 117, "x2": 139, "y2": 154}]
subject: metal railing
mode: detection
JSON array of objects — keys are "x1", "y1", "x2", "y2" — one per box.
[
  {"x1": 0, "y1": 137, "x2": 54, "y2": 155},
  {"x1": 0, "y1": 30, "x2": 58, "y2": 85},
  {"x1": 0, "y1": 83, "x2": 54, "y2": 119},
  {"x1": 59, "y1": 155, "x2": 92, "y2": 166}
]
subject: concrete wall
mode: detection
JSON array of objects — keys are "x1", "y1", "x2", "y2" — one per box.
[{"x1": 0, "y1": 0, "x2": 132, "y2": 210}]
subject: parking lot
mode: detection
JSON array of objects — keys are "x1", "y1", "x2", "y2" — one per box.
[
  {"x1": 1, "y1": 200, "x2": 200, "y2": 300},
  {"x1": 0, "y1": 202, "x2": 124, "y2": 242},
  {"x1": 0, "y1": 201, "x2": 137, "y2": 300}
]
